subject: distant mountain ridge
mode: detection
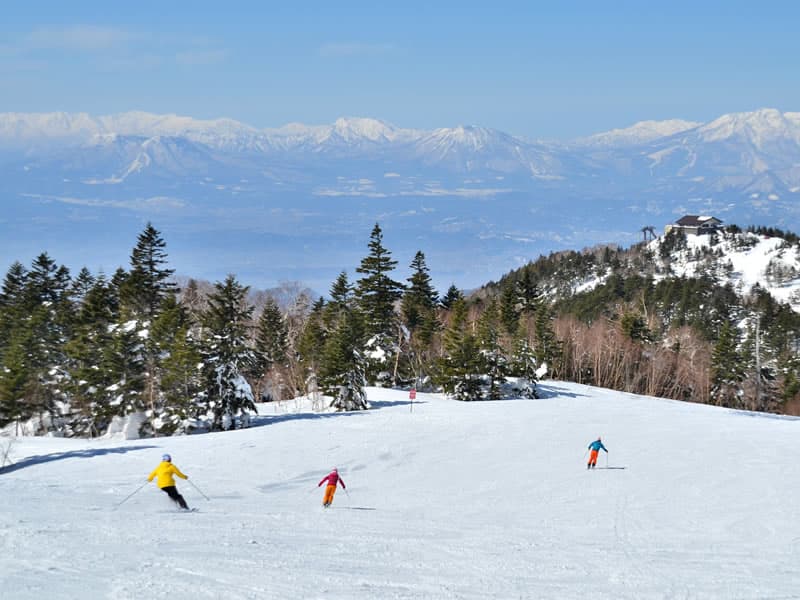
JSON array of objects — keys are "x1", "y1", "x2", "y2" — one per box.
[
  {"x1": 3, "y1": 107, "x2": 800, "y2": 294},
  {"x1": 2, "y1": 108, "x2": 800, "y2": 196}
]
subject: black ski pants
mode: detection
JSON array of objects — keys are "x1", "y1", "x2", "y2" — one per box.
[{"x1": 161, "y1": 485, "x2": 188, "y2": 509}]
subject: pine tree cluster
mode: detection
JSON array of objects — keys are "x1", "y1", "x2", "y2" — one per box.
[
  {"x1": 0, "y1": 224, "x2": 287, "y2": 436},
  {"x1": 7, "y1": 220, "x2": 798, "y2": 437}
]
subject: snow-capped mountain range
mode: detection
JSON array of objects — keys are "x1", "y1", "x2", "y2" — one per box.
[
  {"x1": 3, "y1": 107, "x2": 800, "y2": 293},
  {"x1": 3, "y1": 107, "x2": 800, "y2": 191}
]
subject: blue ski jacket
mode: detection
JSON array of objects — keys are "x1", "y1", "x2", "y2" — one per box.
[{"x1": 588, "y1": 440, "x2": 607, "y2": 452}]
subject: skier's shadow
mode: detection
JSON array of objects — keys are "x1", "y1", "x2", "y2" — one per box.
[
  {"x1": 333, "y1": 506, "x2": 377, "y2": 511},
  {"x1": 0, "y1": 444, "x2": 157, "y2": 474}
]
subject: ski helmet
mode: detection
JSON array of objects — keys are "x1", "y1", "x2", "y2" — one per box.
[{"x1": 162, "y1": 454, "x2": 171, "y2": 462}]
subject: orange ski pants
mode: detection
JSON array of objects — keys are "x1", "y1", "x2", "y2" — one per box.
[
  {"x1": 588, "y1": 449, "x2": 599, "y2": 466},
  {"x1": 323, "y1": 484, "x2": 337, "y2": 505}
]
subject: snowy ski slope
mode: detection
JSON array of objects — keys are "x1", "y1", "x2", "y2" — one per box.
[{"x1": 1, "y1": 381, "x2": 798, "y2": 599}]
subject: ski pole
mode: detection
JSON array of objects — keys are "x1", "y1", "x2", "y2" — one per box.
[
  {"x1": 187, "y1": 478, "x2": 210, "y2": 501},
  {"x1": 606, "y1": 452, "x2": 609, "y2": 468},
  {"x1": 344, "y1": 488, "x2": 352, "y2": 504},
  {"x1": 115, "y1": 481, "x2": 148, "y2": 509}
]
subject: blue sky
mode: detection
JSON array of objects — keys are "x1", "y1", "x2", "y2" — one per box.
[{"x1": 1, "y1": 0, "x2": 798, "y2": 138}]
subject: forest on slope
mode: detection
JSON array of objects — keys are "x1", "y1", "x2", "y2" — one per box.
[{"x1": 2, "y1": 221, "x2": 799, "y2": 438}]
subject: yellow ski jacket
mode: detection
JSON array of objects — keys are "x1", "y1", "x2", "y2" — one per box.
[{"x1": 148, "y1": 461, "x2": 188, "y2": 489}]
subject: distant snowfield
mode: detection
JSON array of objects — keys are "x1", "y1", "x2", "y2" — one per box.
[{"x1": 2, "y1": 382, "x2": 799, "y2": 599}]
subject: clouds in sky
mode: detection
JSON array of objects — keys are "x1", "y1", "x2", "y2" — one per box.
[
  {"x1": 1, "y1": 24, "x2": 229, "y2": 70},
  {"x1": 25, "y1": 25, "x2": 136, "y2": 51}
]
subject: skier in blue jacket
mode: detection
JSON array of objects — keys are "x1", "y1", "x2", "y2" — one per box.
[{"x1": 587, "y1": 437, "x2": 608, "y2": 469}]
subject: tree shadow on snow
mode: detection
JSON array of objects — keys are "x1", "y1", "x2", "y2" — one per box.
[
  {"x1": 369, "y1": 399, "x2": 418, "y2": 410},
  {"x1": 0, "y1": 444, "x2": 158, "y2": 475},
  {"x1": 728, "y1": 409, "x2": 800, "y2": 422},
  {"x1": 535, "y1": 383, "x2": 591, "y2": 400},
  {"x1": 250, "y1": 399, "x2": 418, "y2": 428},
  {"x1": 250, "y1": 410, "x2": 368, "y2": 428}
]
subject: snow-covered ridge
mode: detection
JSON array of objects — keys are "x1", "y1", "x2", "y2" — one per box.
[
  {"x1": 653, "y1": 230, "x2": 800, "y2": 307},
  {"x1": 577, "y1": 118, "x2": 702, "y2": 147},
  {"x1": 2, "y1": 107, "x2": 796, "y2": 151},
  {"x1": 544, "y1": 229, "x2": 800, "y2": 313},
  {"x1": 3, "y1": 108, "x2": 800, "y2": 194},
  {"x1": 696, "y1": 108, "x2": 800, "y2": 146}
]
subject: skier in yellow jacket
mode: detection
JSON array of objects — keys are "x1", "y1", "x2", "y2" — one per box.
[{"x1": 148, "y1": 454, "x2": 190, "y2": 510}]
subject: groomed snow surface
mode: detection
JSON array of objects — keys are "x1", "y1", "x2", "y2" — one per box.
[{"x1": 2, "y1": 382, "x2": 799, "y2": 599}]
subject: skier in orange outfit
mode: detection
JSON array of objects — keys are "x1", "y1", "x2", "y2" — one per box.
[
  {"x1": 587, "y1": 437, "x2": 608, "y2": 469},
  {"x1": 318, "y1": 467, "x2": 346, "y2": 507}
]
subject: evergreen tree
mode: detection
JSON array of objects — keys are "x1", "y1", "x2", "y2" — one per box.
[
  {"x1": 477, "y1": 299, "x2": 508, "y2": 399},
  {"x1": 297, "y1": 298, "x2": 327, "y2": 394},
  {"x1": 200, "y1": 275, "x2": 256, "y2": 430},
  {"x1": 324, "y1": 271, "x2": 353, "y2": 329},
  {"x1": 354, "y1": 224, "x2": 404, "y2": 383},
  {"x1": 711, "y1": 321, "x2": 745, "y2": 407},
  {"x1": 70, "y1": 267, "x2": 96, "y2": 306},
  {"x1": 401, "y1": 251, "x2": 438, "y2": 335},
  {"x1": 24, "y1": 252, "x2": 62, "y2": 305},
  {"x1": 109, "y1": 225, "x2": 179, "y2": 433},
  {"x1": 355, "y1": 223, "x2": 403, "y2": 339},
  {"x1": 147, "y1": 295, "x2": 202, "y2": 435},
  {"x1": 515, "y1": 269, "x2": 541, "y2": 315},
  {"x1": 0, "y1": 327, "x2": 33, "y2": 429},
  {"x1": 318, "y1": 273, "x2": 367, "y2": 407},
  {"x1": 255, "y1": 296, "x2": 289, "y2": 371},
  {"x1": 158, "y1": 325, "x2": 203, "y2": 428},
  {"x1": 0, "y1": 261, "x2": 27, "y2": 359},
  {"x1": 253, "y1": 295, "x2": 289, "y2": 400},
  {"x1": 400, "y1": 252, "x2": 440, "y2": 386},
  {"x1": 509, "y1": 337, "x2": 539, "y2": 398},
  {"x1": 64, "y1": 276, "x2": 118, "y2": 436},
  {"x1": 109, "y1": 267, "x2": 128, "y2": 314},
  {"x1": 620, "y1": 311, "x2": 652, "y2": 342},
  {"x1": 436, "y1": 298, "x2": 481, "y2": 400},
  {"x1": 104, "y1": 317, "x2": 147, "y2": 418},
  {"x1": 533, "y1": 304, "x2": 558, "y2": 370},
  {"x1": 320, "y1": 307, "x2": 368, "y2": 411},
  {"x1": 15, "y1": 254, "x2": 73, "y2": 429},
  {"x1": 440, "y1": 284, "x2": 463, "y2": 310},
  {"x1": 120, "y1": 223, "x2": 176, "y2": 319},
  {"x1": 500, "y1": 283, "x2": 520, "y2": 336}
]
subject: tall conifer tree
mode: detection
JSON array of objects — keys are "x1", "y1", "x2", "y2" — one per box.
[
  {"x1": 437, "y1": 298, "x2": 481, "y2": 400},
  {"x1": 253, "y1": 296, "x2": 290, "y2": 401},
  {"x1": 711, "y1": 320, "x2": 745, "y2": 407},
  {"x1": 355, "y1": 224, "x2": 403, "y2": 339},
  {"x1": 200, "y1": 275, "x2": 256, "y2": 430},
  {"x1": 477, "y1": 299, "x2": 508, "y2": 400},
  {"x1": 120, "y1": 223, "x2": 176, "y2": 319},
  {"x1": 65, "y1": 276, "x2": 118, "y2": 436}
]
